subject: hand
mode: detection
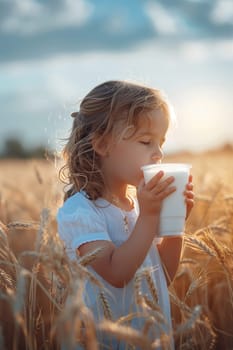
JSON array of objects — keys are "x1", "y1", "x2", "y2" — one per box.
[
  {"x1": 137, "y1": 171, "x2": 176, "y2": 217},
  {"x1": 184, "y1": 174, "x2": 194, "y2": 219}
]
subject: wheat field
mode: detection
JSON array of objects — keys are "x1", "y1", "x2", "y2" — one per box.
[{"x1": 0, "y1": 147, "x2": 232, "y2": 349}]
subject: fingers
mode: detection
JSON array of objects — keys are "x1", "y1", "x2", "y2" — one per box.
[
  {"x1": 143, "y1": 172, "x2": 176, "y2": 202},
  {"x1": 146, "y1": 171, "x2": 175, "y2": 192},
  {"x1": 145, "y1": 171, "x2": 164, "y2": 190},
  {"x1": 185, "y1": 198, "x2": 194, "y2": 219},
  {"x1": 185, "y1": 174, "x2": 194, "y2": 219},
  {"x1": 184, "y1": 175, "x2": 194, "y2": 198},
  {"x1": 185, "y1": 197, "x2": 194, "y2": 206},
  {"x1": 184, "y1": 190, "x2": 194, "y2": 199},
  {"x1": 186, "y1": 183, "x2": 193, "y2": 191},
  {"x1": 153, "y1": 176, "x2": 175, "y2": 195},
  {"x1": 156, "y1": 185, "x2": 176, "y2": 200},
  {"x1": 184, "y1": 189, "x2": 194, "y2": 217}
]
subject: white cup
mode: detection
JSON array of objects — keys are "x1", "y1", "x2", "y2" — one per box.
[{"x1": 141, "y1": 163, "x2": 192, "y2": 237}]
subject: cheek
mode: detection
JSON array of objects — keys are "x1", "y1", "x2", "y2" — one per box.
[{"x1": 130, "y1": 159, "x2": 144, "y2": 180}]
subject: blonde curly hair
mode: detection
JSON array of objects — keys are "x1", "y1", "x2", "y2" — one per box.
[{"x1": 59, "y1": 80, "x2": 173, "y2": 201}]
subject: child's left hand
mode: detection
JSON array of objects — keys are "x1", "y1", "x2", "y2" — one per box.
[{"x1": 184, "y1": 174, "x2": 194, "y2": 219}]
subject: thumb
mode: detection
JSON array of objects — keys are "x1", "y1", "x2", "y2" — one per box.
[{"x1": 137, "y1": 178, "x2": 145, "y2": 193}]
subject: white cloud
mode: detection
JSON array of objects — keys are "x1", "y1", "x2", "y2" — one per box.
[
  {"x1": 181, "y1": 41, "x2": 208, "y2": 62},
  {"x1": 180, "y1": 39, "x2": 233, "y2": 62},
  {"x1": 210, "y1": 0, "x2": 233, "y2": 24},
  {"x1": 0, "y1": 40, "x2": 232, "y2": 152},
  {"x1": 215, "y1": 39, "x2": 233, "y2": 59},
  {"x1": 14, "y1": 0, "x2": 43, "y2": 16},
  {"x1": 145, "y1": 2, "x2": 180, "y2": 34},
  {"x1": 1, "y1": 0, "x2": 93, "y2": 35}
]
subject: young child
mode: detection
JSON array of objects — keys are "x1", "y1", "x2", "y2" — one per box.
[{"x1": 56, "y1": 80, "x2": 194, "y2": 349}]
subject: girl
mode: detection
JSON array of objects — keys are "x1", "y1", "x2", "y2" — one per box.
[{"x1": 57, "y1": 80, "x2": 194, "y2": 349}]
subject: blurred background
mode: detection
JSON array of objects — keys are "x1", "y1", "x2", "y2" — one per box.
[{"x1": 0, "y1": 0, "x2": 233, "y2": 158}]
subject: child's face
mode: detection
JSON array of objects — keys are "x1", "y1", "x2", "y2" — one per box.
[{"x1": 102, "y1": 108, "x2": 169, "y2": 187}]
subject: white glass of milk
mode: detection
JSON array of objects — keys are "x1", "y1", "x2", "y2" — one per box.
[{"x1": 141, "y1": 163, "x2": 192, "y2": 237}]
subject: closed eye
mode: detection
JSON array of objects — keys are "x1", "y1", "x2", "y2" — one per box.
[{"x1": 139, "y1": 141, "x2": 151, "y2": 145}]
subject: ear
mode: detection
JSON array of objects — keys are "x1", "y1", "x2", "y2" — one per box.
[{"x1": 92, "y1": 135, "x2": 111, "y2": 157}]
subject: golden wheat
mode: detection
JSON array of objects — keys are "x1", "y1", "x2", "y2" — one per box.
[
  {"x1": 98, "y1": 291, "x2": 113, "y2": 320},
  {"x1": 0, "y1": 149, "x2": 232, "y2": 349}
]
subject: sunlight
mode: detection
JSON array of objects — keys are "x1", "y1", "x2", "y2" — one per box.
[{"x1": 177, "y1": 87, "x2": 231, "y2": 150}]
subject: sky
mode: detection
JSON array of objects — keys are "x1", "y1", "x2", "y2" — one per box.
[{"x1": 0, "y1": 0, "x2": 233, "y2": 155}]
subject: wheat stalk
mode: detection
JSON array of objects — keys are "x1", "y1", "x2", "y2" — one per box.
[
  {"x1": 175, "y1": 305, "x2": 202, "y2": 335},
  {"x1": 203, "y1": 230, "x2": 225, "y2": 265},
  {"x1": 99, "y1": 319, "x2": 153, "y2": 349},
  {"x1": 145, "y1": 269, "x2": 158, "y2": 304},
  {"x1": 0, "y1": 269, "x2": 14, "y2": 291},
  {"x1": 99, "y1": 291, "x2": 112, "y2": 320},
  {"x1": 208, "y1": 224, "x2": 230, "y2": 234},
  {"x1": 180, "y1": 258, "x2": 197, "y2": 265},
  {"x1": 79, "y1": 246, "x2": 104, "y2": 267},
  {"x1": 34, "y1": 165, "x2": 43, "y2": 184},
  {"x1": 35, "y1": 208, "x2": 50, "y2": 252},
  {"x1": 142, "y1": 316, "x2": 154, "y2": 336},
  {"x1": 143, "y1": 300, "x2": 167, "y2": 325},
  {"x1": 198, "y1": 316, "x2": 217, "y2": 350},
  {"x1": 169, "y1": 292, "x2": 192, "y2": 315},
  {"x1": 116, "y1": 312, "x2": 144, "y2": 325},
  {"x1": 184, "y1": 276, "x2": 204, "y2": 301},
  {"x1": 179, "y1": 337, "x2": 196, "y2": 350},
  {"x1": 76, "y1": 264, "x2": 104, "y2": 289},
  {"x1": 152, "y1": 333, "x2": 171, "y2": 350},
  {"x1": 134, "y1": 269, "x2": 145, "y2": 306},
  {"x1": 175, "y1": 267, "x2": 189, "y2": 279},
  {"x1": 0, "y1": 224, "x2": 8, "y2": 241},
  {"x1": 184, "y1": 236, "x2": 216, "y2": 257},
  {"x1": 79, "y1": 307, "x2": 98, "y2": 350},
  {"x1": 142, "y1": 295, "x2": 160, "y2": 311},
  {"x1": 134, "y1": 267, "x2": 158, "y2": 307},
  {"x1": 7, "y1": 221, "x2": 39, "y2": 229}
]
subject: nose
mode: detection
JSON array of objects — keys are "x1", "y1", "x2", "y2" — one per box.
[{"x1": 151, "y1": 147, "x2": 163, "y2": 163}]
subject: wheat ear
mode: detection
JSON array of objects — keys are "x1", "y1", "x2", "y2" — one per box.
[
  {"x1": 99, "y1": 320, "x2": 153, "y2": 350},
  {"x1": 185, "y1": 236, "x2": 216, "y2": 257},
  {"x1": 145, "y1": 269, "x2": 158, "y2": 303},
  {"x1": 79, "y1": 247, "x2": 104, "y2": 267},
  {"x1": 99, "y1": 291, "x2": 112, "y2": 320}
]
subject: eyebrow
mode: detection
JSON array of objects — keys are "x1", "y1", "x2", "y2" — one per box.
[
  {"x1": 136, "y1": 131, "x2": 166, "y2": 143},
  {"x1": 136, "y1": 131, "x2": 155, "y2": 137}
]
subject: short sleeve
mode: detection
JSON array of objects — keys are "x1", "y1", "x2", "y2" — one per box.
[
  {"x1": 154, "y1": 237, "x2": 163, "y2": 245},
  {"x1": 56, "y1": 196, "x2": 111, "y2": 260}
]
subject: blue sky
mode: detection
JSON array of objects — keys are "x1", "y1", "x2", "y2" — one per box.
[{"x1": 0, "y1": 0, "x2": 233, "y2": 154}]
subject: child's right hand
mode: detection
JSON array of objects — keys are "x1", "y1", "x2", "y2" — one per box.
[{"x1": 137, "y1": 171, "x2": 176, "y2": 217}]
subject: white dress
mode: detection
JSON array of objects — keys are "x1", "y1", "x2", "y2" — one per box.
[{"x1": 56, "y1": 191, "x2": 174, "y2": 349}]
